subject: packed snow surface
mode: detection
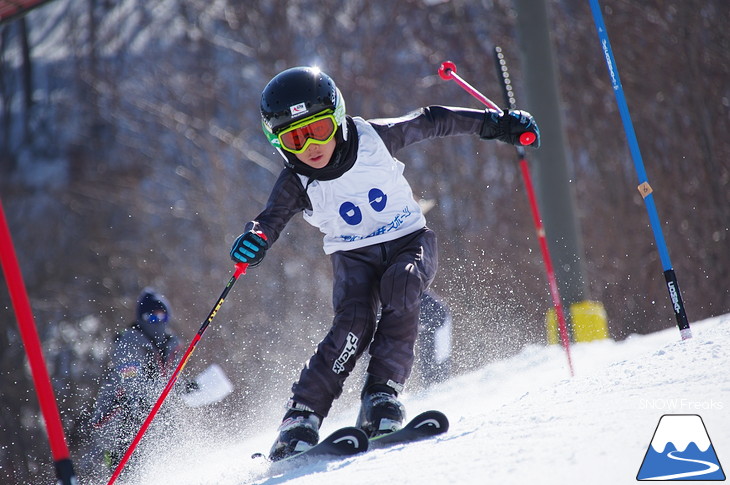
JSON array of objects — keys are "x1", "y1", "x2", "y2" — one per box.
[{"x1": 118, "y1": 314, "x2": 728, "y2": 485}]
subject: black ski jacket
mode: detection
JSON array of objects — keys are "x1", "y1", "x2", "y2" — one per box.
[{"x1": 245, "y1": 106, "x2": 486, "y2": 244}]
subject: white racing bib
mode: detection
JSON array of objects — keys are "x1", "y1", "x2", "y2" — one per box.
[{"x1": 299, "y1": 117, "x2": 426, "y2": 254}]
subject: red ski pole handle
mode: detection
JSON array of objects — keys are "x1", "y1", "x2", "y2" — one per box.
[
  {"x1": 438, "y1": 61, "x2": 536, "y2": 146},
  {"x1": 234, "y1": 262, "x2": 248, "y2": 277},
  {"x1": 232, "y1": 230, "x2": 267, "y2": 277}
]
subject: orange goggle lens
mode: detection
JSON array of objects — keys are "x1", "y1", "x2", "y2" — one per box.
[{"x1": 278, "y1": 115, "x2": 337, "y2": 153}]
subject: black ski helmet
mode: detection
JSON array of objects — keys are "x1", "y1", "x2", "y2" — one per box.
[{"x1": 260, "y1": 66, "x2": 347, "y2": 153}]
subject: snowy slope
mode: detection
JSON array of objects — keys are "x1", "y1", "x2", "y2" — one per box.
[{"x1": 117, "y1": 314, "x2": 729, "y2": 485}]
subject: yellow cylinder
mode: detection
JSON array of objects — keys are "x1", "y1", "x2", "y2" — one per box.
[{"x1": 546, "y1": 300, "x2": 610, "y2": 344}]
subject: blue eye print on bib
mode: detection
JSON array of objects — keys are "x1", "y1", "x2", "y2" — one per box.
[
  {"x1": 339, "y1": 201, "x2": 363, "y2": 225},
  {"x1": 339, "y1": 188, "x2": 388, "y2": 226},
  {"x1": 368, "y1": 188, "x2": 387, "y2": 212}
]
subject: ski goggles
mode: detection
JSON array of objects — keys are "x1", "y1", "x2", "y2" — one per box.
[
  {"x1": 142, "y1": 309, "x2": 168, "y2": 324},
  {"x1": 276, "y1": 111, "x2": 338, "y2": 154}
]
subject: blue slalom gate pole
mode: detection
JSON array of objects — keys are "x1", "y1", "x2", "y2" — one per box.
[{"x1": 589, "y1": 0, "x2": 691, "y2": 339}]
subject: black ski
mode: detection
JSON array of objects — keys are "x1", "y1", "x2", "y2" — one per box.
[
  {"x1": 369, "y1": 410, "x2": 449, "y2": 449},
  {"x1": 252, "y1": 426, "x2": 369, "y2": 464},
  {"x1": 251, "y1": 411, "x2": 448, "y2": 468}
]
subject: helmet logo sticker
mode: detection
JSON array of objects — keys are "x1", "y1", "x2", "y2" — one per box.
[{"x1": 290, "y1": 102, "x2": 308, "y2": 117}]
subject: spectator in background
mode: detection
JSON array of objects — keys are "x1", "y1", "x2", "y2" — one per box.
[
  {"x1": 89, "y1": 288, "x2": 181, "y2": 469},
  {"x1": 418, "y1": 289, "x2": 452, "y2": 386},
  {"x1": 415, "y1": 199, "x2": 452, "y2": 387}
]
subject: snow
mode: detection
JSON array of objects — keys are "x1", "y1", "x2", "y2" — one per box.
[{"x1": 115, "y1": 313, "x2": 729, "y2": 485}]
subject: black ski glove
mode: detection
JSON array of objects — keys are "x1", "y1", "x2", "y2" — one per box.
[
  {"x1": 230, "y1": 230, "x2": 268, "y2": 266},
  {"x1": 480, "y1": 109, "x2": 541, "y2": 148},
  {"x1": 183, "y1": 379, "x2": 199, "y2": 394}
]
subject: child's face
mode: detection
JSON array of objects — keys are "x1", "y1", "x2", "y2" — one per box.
[{"x1": 294, "y1": 138, "x2": 337, "y2": 169}]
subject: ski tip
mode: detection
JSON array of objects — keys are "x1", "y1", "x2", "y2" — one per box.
[
  {"x1": 411, "y1": 410, "x2": 449, "y2": 433},
  {"x1": 329, "y1": 426, "x2": 370, "y2": 453},
  {"x1": 369, "y1": 410, "x2": 449, "y2": 449}
]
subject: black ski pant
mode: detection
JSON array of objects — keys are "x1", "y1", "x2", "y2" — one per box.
[{"x1": 291, "y1": 227, "x2": 438, "y2": 418}]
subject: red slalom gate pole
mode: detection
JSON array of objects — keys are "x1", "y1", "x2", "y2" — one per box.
[
  {"x1": 0, "y1": 199, "x2": 77, "y2": 484},
  {"x1": 492, "y1": 48, "x2": 574, "y2": 376},
  {"x1": 438, "y1": 59, "x2": 574, "y2": 376},
  {"x1": 107, "y1": 258, "x2": 254, "y2": 485},
  {"x1": 517, "y1": 157, "x2": 574, "y2": 376}
]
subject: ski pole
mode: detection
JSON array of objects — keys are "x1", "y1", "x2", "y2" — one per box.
[
  {"x1": 492, "y1": 47, "x2": 574, "y2": 376},
  {"x1": 107, "y1": 259, "x2": 256, "y2": 485},
  {"x1": 588, "y1": 0, "x2": 690, "y2": 340},
  {"x1": 438, "y1": 61, "x2": 536, "y2": 147}
]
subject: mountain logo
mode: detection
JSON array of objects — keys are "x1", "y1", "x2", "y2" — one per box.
[{"x1": 637, "y1": 414, "x2": 725, "y2": 481}]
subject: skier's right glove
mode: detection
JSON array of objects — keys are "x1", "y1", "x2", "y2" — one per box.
[
  {"x1": 230, "y1": 230, "x2": 268, "y2": 266},
  {"x1": 481, "y1": 109, "x2": 541, "y2": 148}
]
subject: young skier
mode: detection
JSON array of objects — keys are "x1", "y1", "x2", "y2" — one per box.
[
  {"x1": 90, "y1": 288, "x2": 182, "y2": 468},
  {"x1": 229, "y1": 66, "x2": 539, "y2": 460}
]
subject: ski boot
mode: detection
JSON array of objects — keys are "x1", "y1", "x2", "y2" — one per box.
[
  {"x1": 268, "y1": 401, "x2": 322, "y2": 461},
  {"x1": 356, "y1": 374, "x2": 406, "y2": 438}
]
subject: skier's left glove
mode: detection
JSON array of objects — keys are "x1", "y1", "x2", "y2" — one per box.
[
  {"x1": 481, "y1": 109, "x2": 541, "y2": 148},
  {"x1": 183, "y1": 379, "x2": 199, "y2": 394},
  {"x1": 230, "y1": 230, "x2": 268, "y2": 266}
]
